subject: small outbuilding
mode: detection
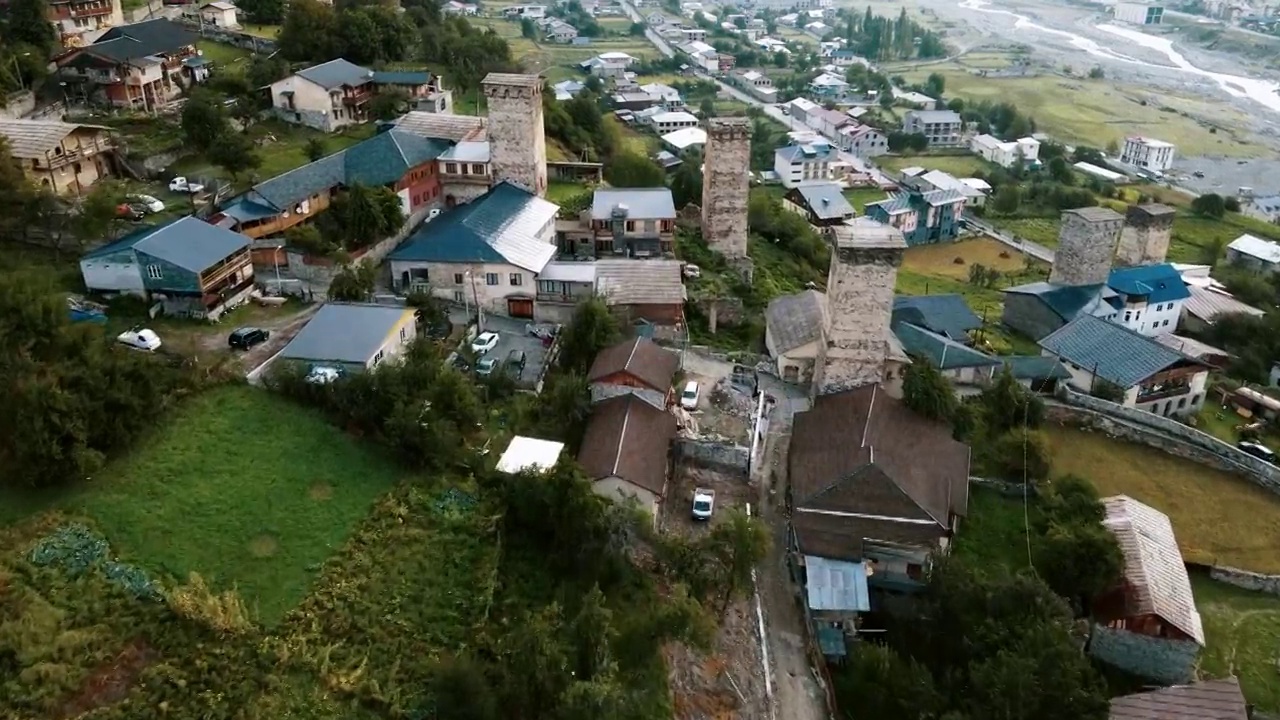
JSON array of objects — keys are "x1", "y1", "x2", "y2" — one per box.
[
  {"x1": 497, "y1": 436, "x2": 565, "y2": 474},
  {"x1": 277, "y1": 303, "x2": 418, "y2": 374}
]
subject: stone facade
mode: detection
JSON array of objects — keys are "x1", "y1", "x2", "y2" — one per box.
[
  {"x1": 701, "y1": 118, "x2": 752, "y2": 259},
  {"x1": 1210, "y1": 565, "x2": 1280, "y2": 596},
  {"x1": 1115, "y1": 203, "x2": 1177, "y2": 267},
  {"x1": 676, "y1": 438, "x2": 751, "y2": 475},
  {"x1": 1049, "y1": 207, "x2": 1124, "y2": 286},
  {"x1": 482, "y1": 73, "x2": 548, "y2": 197},
  {"x1": 813, "y1": 229, "x2": 905, "y2": 397},
  {"x1": 1088, "y1": 624, "x2": 1199, "y2": 684}
]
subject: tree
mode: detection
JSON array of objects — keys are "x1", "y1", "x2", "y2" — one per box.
[
  {"x1": 924, "y1": 72, "x2": 945, "y2": 98},
  {"x1": 237, "y1": 0, "x2": 288, "y2": 23},
  {"x1": 246, "y1": 54, "x2": 291, "y2": 89},
  {"x1": 1225, "y1": 196, "x2": 1241, "y2": 212},
  {"x1": 427, "y1": 654, "x2": 500, "y2": 720},
  {"x1": 1047, "y1": 156, "x2": 1073, "y2": 184},
  {"x1": 699, "y1": 97, "x2": 716, "y2": 118},
  {"x1": 305, "y1": 136, "x2": 327, "y2": 162},
  {"x1": 1104, "y1": 138, "x2": 1120, "y2": 156},
  {"x1": 976, "y1": 367, "x2": 1044, "y2": 435},
  {"x1": 324, "y1": 183, "x2": 405, "y2": 250},
  {"x1": 1090, "y1": 378, "x2": 1124, "y2": 402},
  {"x1": 704, "y1": 508, "x2": 770, "y2": 614},
  {"x1": 602, "y1": 151, "x2": 665, "y2": 188},
  {"x1": 902, "y1": 360, "x2": 958, "y2": 422},
  {"x1": 284, "y1": 224, "x2": 331, "y2": 256},
  {"x1": 278, "y1": 0, "x2": 338, "y2": 61},
  {"x1": 328, "y1": 263, "x2": 376, "y2": 301},
  {"x1": 833, "y1": 645, "x2": 944, "y2": 719},
  {"x1": 991, "y1": 184, "x2": 1021, "y2": 215},
  {"x1": 1088, "y1": 66, "x2": 1105, "y2": 79},
  {"x1": 557, "y1": 298, "x2": 621, "y2": 376},
  {"x1": 209, "y1": 133, "x2": 262, "y2": 181},
  {"x1": 368, "y1": 88, "x2": 409, "y2": 121},
  {"x1": 1191, "y1": 192, "x2": 1226, "y2": 219},
  {"x1": 181, "y1": 94, "x2": 230, "y2": 154},
  {"x1": 669, "y1": 154, "x2": 703, "y2": 209},
  {"x1": 71, "y1": 181, "x2": 126, "y2": 252},
  {"x1": 3, "y1": 0, "x2": 57, "y2": 53},
  {"x1": 1036, "y1": 520, "x2": 1123, "y2": 613},
  {"x1": 521, "y1": 17, "x2": 537, "y2": 38}
]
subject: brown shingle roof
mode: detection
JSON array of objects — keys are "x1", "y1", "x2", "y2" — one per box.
[
  {"x1": 1109, "y1": 678, "x2": 1247, "y2": 720},
  {"x1": 577, "y1": 394, "x2": 677, "y2": 496},
  {"x1": 587, "y1": 337, "x2": 679, "y2": 393},
  {"x1": 791, "y1": 511, "x2": 945, "y2": 562},
  {"x1": 788, "y1": 385, "x2": 970, "y2": 548}
]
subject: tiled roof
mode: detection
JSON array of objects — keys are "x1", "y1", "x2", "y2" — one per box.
[
  {"x1": 892, "y1": 322, "x2": 998, "y2": 370},
  {"x1": 1107, "y1": 263, "x2": 1190, "y2": 304},
  {"x1": 83, "y1": 216, "x2": 248, "y2": 273},
  {"x1": 296, "y1": 58, "x2": 373, "y2": 90},
  {"x1": 343, "y1": 129, "x2": 449, "y2": 187},
  {"x1": 892, "y1": 294, "x2": 981, "y2": 340},
  {"x1": 0, "y1": 120, "x2": 111, "y2": 159},
  {"x1": 1101, "y1": 495, "x2": 1205, "y2": 645},
  {"x1": 1183, "y1": 286, "x2": 1264, "y2": 323},
  {"x1": 577, "y1": 394, "x2": 677, "y2": 495},
  {"x1": 591, "y1": 188, "x2": 676, "y2": 220},
  {"x1": 792, "y1": 182, "x2": 854, "y2": 220},
  {"x1": 88, "y1": 19, "x2": 195, "y2": 62},
  {"x1": 1003, "y1": 281, "x2": 1116, "y2": 322},
  {"x1": 587, "y1": 337, "x2": 679, "y2": 392},
  {"x1": 1227, "y1": 233, "x2": 1280, "y2": 264},
  {"x1": 1001, "y1": 355, "x2": 1071, "y2": 381},
  {"x1": 595, "y1": 258, "x2": 686, "y2": 306},
  {"x1": 766, "y1": 289, "x2": 827, "y2": 355},
  {"x1": 279, "y1": 303, "x2": 414, "y2": 365},
  {"x1": 388, "y1": 182, "x2": 559, "y2": 273},
  {"x1": 1039, "y1": 314, "x2": 1192, "y2": 387},
  {"x1": 1109, "y1": 678, "x2": 1247, "y2": 720}
]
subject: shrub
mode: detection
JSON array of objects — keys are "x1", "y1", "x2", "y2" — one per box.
[{"x1": 167, "y1": 572, "x2": 254, "y2": 635}]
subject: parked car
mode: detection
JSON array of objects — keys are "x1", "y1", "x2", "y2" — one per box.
[
  {"x1": 475, "y1": 357, "x2": 500, "y2": 377},
  {"x1": 471, "y1": 331, "x2": 500, "y2": 354},
  {"x1": 228, "y1": 326, "x2": 270, "y2": 350},
  {"x1": 505, "y1": 349, "x2": 527, "y2": 378},
  {"x1": 127, "y1": 194, "x2": 165, "y2": 213},
  {"x1": 306, "y1": 365, "x2": 342, "y2": 384},
  {"x1": 115, "y1": 203, "x2": 144, "y2": 220},
  {"x1": 1238, "y1": 441, "x2": 1277, "y2": 464},
  {"x1": 168, "y1": 176, "x2": 205, "y2": 194},
  {"x1": 117, "y1": 327, "x2": 162, "y2": 352},
  {"x1": 682, "y1": 263, "x2": 701, "y2": 279},
  {"x1": 692, "y1": 487, "x2": 715, "y2": 521},
  {"x1": 679, "y1": 380, "x2": 700, "y2": 410}
]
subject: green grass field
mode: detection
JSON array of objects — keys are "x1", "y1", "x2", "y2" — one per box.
[
  {"x1": 844, "y1": 186, "x2": 890, "y2": 212},
  {"x1": 169, "y1": 120, "x2": 377, "y2": 192},
  {"x1": 878, "y1": 153, "x2": 992, "y2": 178},
  {"x1": 1191, "y1": 572, "x2": 1280, "y2": 713},
  {"x1": 1, "y1": 385, "x2": 403, "y2": 624},
  {"x1": 196, "y1": 40, "x2": 253, "y2": 75}
]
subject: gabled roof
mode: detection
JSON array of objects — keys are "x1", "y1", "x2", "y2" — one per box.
[
  {"x1": 775, "y1": 143, "x2": 837, "y2": 163},
  {"x1": 577, "y1": 394, "x2": 677, "y2": 495},
  {"x1": 1039, "y1": 314, "x2": 1198, "y2": 387},
  {"x1": 244, "y1": 149, "x2": 349, "y2": 210},
  {"x1": 791, "y1": 182, "x2": 854, "y2": 220},
  {"x1": 766, "y1": 289, "x2": 827, "y2": 355},
  {"x1": 82, "y1": 216, "x2": 248, "y2": 273},
  {"x1": 388, "y1": 182, "x2": 559, "y2": 273},
  {"x1": 0, "y1": 120, "x2": 111, "y2": 159},
  {"x1": 86, "y1": 19, "x2": 195, "y2": 63},
  {"x1": 1109, "y1": 678, "x2": 1247, "y2": 720},
  {"x1": 892, "y1": 322, "x2": 998, "y2": 370},
  {"x1": 296, "y1": 59, "x2": 373, "y2": 90},
  {"x1": 587, "y1": 337, "x2": 679, "y2": 391},
  {"x1": 1003, "y1": 281, "x2": 1117, "y2": 322},
  {"x1": 343, "y1": 129, "x2": 449, "y2": 187},
  {"x1": 595, "y1": 259, "x2": 686, "y2": 306},
  {"x1": 370, "y1": 70, "x2": 433, "y2": 86},
  {"x1": 278, "y1": 303, "x2": 415, "y2": 365},
  {"x1": 1183, "y1": 285, "x2": 1264, "y2": 323},
  {"x1": 892, "y1": 294, "x2": 981, "y2": 340},
  {"x1": 1107, "y1": 263, "x2": 1190, "y2": 304},
  {"x1": 1101, "y1": 495, "x2": 1205, "y2": 645},
  {"x1": 591, "y1": 188, "x2": 676, "y2": 220},
  {"x1": 1227, "y1": 233, "x2": 1280, "y2": 264}
]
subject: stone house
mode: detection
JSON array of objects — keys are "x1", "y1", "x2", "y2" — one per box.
[
  {"x1": 0, "y1": 120, "x2": 118, "y2": 196},
  {"x1": 765, "y1": 289, "x2": 828, "y2": 383},
  {"x1": 578, "y1": 394, "x2": 678, "y2": 520},
  {"x1": 270, "y1": 59, "x2": 443, "y2": 133},
  {"x1": 595, "y1": 259, "x2": 686, "y2": 329},
  {"x1": 1225, "y1": 233, "x2": 1280, "y2": 273},
  {"x1": 198, "y1": 1, "x2": 239, "y2": 27}
]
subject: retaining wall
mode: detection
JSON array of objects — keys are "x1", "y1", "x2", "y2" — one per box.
[
  {"x1": 676, "y1": 438, "x2": 750, "y2": 475},
  {"x1": 1209, "y1": 566, "x2": 1280, "y2": 596},
  {"x1": 1088, "y1": 624, "x2": 1198, "y2": 685}
]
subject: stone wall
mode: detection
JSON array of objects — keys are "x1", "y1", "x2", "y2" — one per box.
[
  {"x1": 815, "y1": 243, "x2": 902, "y2": 397},
  {"x1": 176, "y1": 19, "x2": 277, "y2": 53},
  {"x1": 1209, "y1": 565, "x2": 1280, "y2": 596},
  {"x1": 0, "y1": 91, "x2": 36, "y2": 119},
  {"x1": 1049, "y1": 208, "x2": 1124, "y2": 286},
  {"x1": 483, "y1": 75, "x2": 548, "y2": 197},
  {"x1": 283, "y1": 206, "x2": 430, "y2": 299},
  {"x1": 676, "y1": 438, "x2": 750, "y2": 475},
  {"x1": 1087, "y1": 624, "x2": 1198, "y2": 684},
  {"x1": 700, "y1": 118, "x2": 751, "y2": 259}
]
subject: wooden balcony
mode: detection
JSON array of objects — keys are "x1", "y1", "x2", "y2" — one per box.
[{"x1": 199, "y1": 249, "x2": 252, "y2": 290}]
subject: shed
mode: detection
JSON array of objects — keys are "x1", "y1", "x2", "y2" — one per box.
[
  {"x1": 497, "y1": 436, "x2": 565, "y2": 474},
  {"x1": 277, "y1": 303, "x2": 418, "y2": 373}
]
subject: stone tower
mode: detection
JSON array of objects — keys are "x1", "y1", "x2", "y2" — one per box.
[
  {"x1": 701, "y1": 117, "x2": 751, "y2": 259},
  {"x1": 813, "y1": 218, "x2": 907, "y2": 398},
  {"x1": 1115, "y1": 203, "x2": 1177, "y2": 267},
  {"x1": 482, "y1": 73, "x2": 548, "y2": 197},
  {"x1": 1049, "y1": 207, "x2": 1125, "y2": 286}
]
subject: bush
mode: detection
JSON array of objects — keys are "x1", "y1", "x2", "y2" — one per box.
[{"x1": 986, "y1": 428, "x2": 1052, "y2": 483}]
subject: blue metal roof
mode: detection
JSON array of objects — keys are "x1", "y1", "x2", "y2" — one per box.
[
  {"x1": 1003, "y1": 281, "x2": 1117, "y2": 322},
  {"x1": 804, "y1": 555, "x2": 870, "y2": 612},
  {"x1": 246, "y1": 149, "x2": 348, "y2": 210},
  {"x1": 83, "y1": 217, "x2": 248, "y2": 273},
  {"x1": 793, "y1": 182, "x2": 854, "y2": 220},
  {"x1": 82, "y1": 224, "x2": 160, "y2": 260},
  {"x1": 1039, "y1": 314, "x2": 1190, "y2": 387},
  {"x1": 775, "y1": 142, "x2": 837, "y2": 163},
  {"x1": 296, "y1": 58, "x2": 373, "y2": 90},
  {"x1": 893, "y1": 322, "x2": 999, "y2": 370},
  {"x1": 279, "y1": 303, "x2": 415, "y2": 365},
  {"x1": 370, "y1": 70, "x2": 432, "y2": 86},
  {"x1": 344, "y1": 130, "x2": 449, "y2": 187},
  {"x1": 866, "y1": 194, "x2": 913, "y2": 215},
  {"x1": 219, "y1": 198, "x2": 279, "y2": 223},
  {"x1": 1001, "y1": 355, "x2": 1071, "y2": 381},
  {"x1": 1107, "y1": 263, "x2": 1190, "y2": 304},
  {"x1": 892, "y1": 294, "x2": 981, "y2": 340}
]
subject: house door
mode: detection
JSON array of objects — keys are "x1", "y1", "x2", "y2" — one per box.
[{"x1": 507, "y1": 297, "x2": 534, "y2": 318}]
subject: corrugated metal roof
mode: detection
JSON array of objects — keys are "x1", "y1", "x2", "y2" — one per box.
[
  {"x1": 892, "y1": 322, "x2": 999, "y2": 370},
  {"x1": 388, "y1": 182, "x2": 559, "y2": 273},
  {"x1": 661, "y1": 127, "x2": 706, "y2": 149},
  {"x1": 1001, "y1": 355, "x2": 1071, "y2": 381},
  {"x1": 591, "y1": 188, "x2": 676, "y2": 220},
  {"x1": 1003, "y1": 281, "x2": 1116, "y2": 322},
  {"x1": 539, "y1": 261, "x2": 597, "y2": 283},
  {"x1": 1183, "y1": 286, "x2": 1264, "y2": 323},
  {"x1": 804, "y1": 556, "x2": 870, "y2": 612},
  {"x1": 595, "y1": 258, "x2": 685, "y2": 306},
  {"x1": 766, "y1": 289, "x2": 827, "y2": 354},
  {"x1": 83, "y1": 216, "x2": 249, "y2": 273},
  {"x1": 1101, "y1": 495, "x2": 1205, "y2": 645},
  {"x1": 1154, "y1": 333, "x2": 1228, "y2": 361},
  {"x1": 1109, "y1": 678, "x2": 1247, "y2": 720},
  {"x1": 1227, "y1": 233, "x2": 1280, "y2": 264},
  {"x1": 792, "y1": 182, "x2": 854, "y2": 220},
  {"x1": 0, "y1": 120, "x2": 111, "y2": 159},
  {"x1": 866, "y1": 195, "x2": 913, "y2": 215},
  {"x1": 496, "y1": 436, "x2": 564, "y2": 474},
  {"x1": 343, "y1": 129, "x2": 449, "y2": 187},
  {"x1": 297, "y1": 58, "x2": 373, "y2": 90},
  {"x1": 279, "y1": 303, "x2": 414, "y2": 364},
  {"x1": 892, "y1": 294, "x2": 981, "y2": 340},
  {"x1": 87, "y1": 19, "x2": 195, "y2": 62},
  {"x1": 1039, "y1": 314, "x2": 1190, "y2": 387},
  {"x1": 370, "y1": 70, "x2": 432, "y2": 86},
  {"x1": 247, "y1": 149, "x2": 348, "y2": 210},
  {"x1": 1107, "y1": 263, "x2": 1190, "y2": 304}
]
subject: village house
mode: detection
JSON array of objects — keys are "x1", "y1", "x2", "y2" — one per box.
[
  {"x1": 587, "y1": 336, "x2": 679, "y2": 409},
  {"x1": 732, "y1": 69, "x2": 777, "y2": 102},
  {"x1": 1120, "y1": 135, "x2": 1176, "y2": 174},
  {"x1": 56, "y1": 19, "x2": 204, "y2": 111},
  {"x1": 892, "y1": 294, "x2": 981, "y2": 343},
  {"x1": 913, "y1": 169, "x2": 988, "y2": 208},
  {"x1": 865, "y1": 178, "x2": 966, "y2": 246},
  {"x1": 79, "y1": 217, "x2": 253, "y2": 320},
  {"x1": 1090, "y1": 495, "x2": 1205, "y2": 683},
  {"x1": 542, "y1": 18, "x2": 579, "y2": 43},
  {"x1": 969, "y1": 133, "x2": 1040, "y2": 168},
  {"x1": 270, "y1": 59, "x2": 444, "y2": 133},
  {"x1": 579, "y1": 52, "x2": 637, "y2": 77},
  {"x1": 807, "y1": 72, "x2": 848, "y2": 98},
  {"x1": 558, "y1": 187, "x2": 677, "y2": 258},
  {"x1": 578, "y1": 393, "x2": 678, "y2": 521},
  {"x1": 277, "y1": 303, "x2": 418, "y2": 374},
  {"x1": 596, "y1": 259, "x2": 686, "y2": 329},
  {"x1": 662, "y1": 127, "x2": 707, "y2": 154},
  {"x1": 1039, "y1": 314, "x2": 1211, "y2": 416},
  {"x1": 1181, "y1": 285, "x2": 1265, "y2": 334},
  {"x1": 837, "y1": 123, "x2": 887, "y2": 158},
  {"x1": 774, "y1": 140, "x2": 838, "y2": 188},
  {"x1": 40, "y1": 0, "x2": 124, "y2": 47},
  {"x1": 784, "y1": 182, "x2": 855, "y2": 229},
  {"x1": 646, "y1": 110, "x2": 699, "y2": 134},
  {"x1": 1106, "y1": 263, "x2": 1189, "y2": 336},
  {"x1": 197, "y1": 1, "x2": 239, "y2": 28},
  {"x1": 901, "y1": 109, "x2": 963, "y2": 147},
  {"x1": 892, "y1": 322, "x2": 1000, "y2": 388},
  {"x1": 386, "y1": 182, "x2": 559, "y2": 319},
  {"x1": 764, "y1": 289, "x2": 828, "y2": 384},
  {"x1": 0, "y1": 119, "x2": 118, "y2": 196},
  {"x1": 1225, "y1": 233, "x2": 1280, "y2": 273},
  {"x1": 441, "y1": 0, "x2": 480, "y2": 14}
]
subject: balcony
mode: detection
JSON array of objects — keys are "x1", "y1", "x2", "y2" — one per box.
[
  {"x1": 69, "y1": 2, "x2": 114, "y2": 17},
  {"x1": 338, "y1": 88, "x2": 374, "y2": 107},
  {"x1": 1136, "y1": 384, "x2": 1192, "y2": 404}
]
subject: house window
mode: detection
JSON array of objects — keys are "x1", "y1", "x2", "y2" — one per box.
[
  {"x1": 1124, "y1": 311, "x2": 1132, "y2": 322},
  {"x1": 644, "y1": 220, "x2": 656, "y2": 233},
  {"x1": 445, "y1": 162, "x2": 458, "y2": 174},
  {"x1": 400, "y1": 327, "x2": 408, "y2": 341},
  {"x1": 73, "y1": 162, "x2": 82, "y2": 174},
  {"x1": 1178, "y1": 397, "x2": 1186, "y2": 409},
  {"x1": 626, "y1": 221, "x2": 636, "y2": 232},
  {"x1": 453, "y1": 290, "x2": 464, "y2": 303},
  {"x1": 146, "y1": 264, "x2": 163, "y2": 279},
  {"x1": 471, "y1": 163, "x2": 485, "y2": 174},
  {"x1": 454, "y1": 273, "x2": 464, "y2": 285},
  {"x1": 372, "y1": 349, "x2": 385, "y2": 366},
  {"x1": 509, "y1": 273, "x2": 522, "y2": 286},
  {"x1": 485, "y1": 272, "x2": 499, "y2": 285}
]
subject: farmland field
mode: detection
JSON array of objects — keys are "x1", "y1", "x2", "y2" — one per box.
[{"x1": 878, "y1": 153, "x2": 992, "y2": 178}]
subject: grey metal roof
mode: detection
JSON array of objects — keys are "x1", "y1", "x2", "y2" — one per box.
[
  {"x1": 921, "y1": 188, "x2": 967, "y2": 206},
  {"x1": 766, "y1": 289, "x2": 827, "y2": 355},
  {"x1": 792, "y1": 182, "x2": 854, "y2": 220},
  {"x1": 87, "y1": 216, "x2": 248, "y2": 273},
  {"x1": 1039, "y1": 314, "x2": 1190, "y2": 387},
  {"x1": 866, "y1": 195, "x2": 913, "y2": 215},
  {"x1": 1109, "y1": 678, "x2": 1247, "y2": 720},
  {"x1": 906, "y1": 109, "x2": 961, "y2": 124},
  {"x1": 279, "y1": 303, "x2": 415, "y2": 365},
  {"x1": 247, "y1": 149, "x2": 348, "y2": 210},
  {"x1": 296, "y1": 59, "x2": 373, "y2": 90},
  {"x1": 0, "y1": 120, "x2": 111, "y2": 159},
  {"x1": 595, "y1": 259, "x2": 685, "y2": 305},
  {"x1": 804, "y1": 555, "x2": 870, "y2": 612},
  {"x1": 1227, "y1": 233, "x2": 1280, "y2": 264},
  {"x1": 775, "y1": 143, "x2": 837, "y2": 163},
  {"x1": 439, "y1": 141, "x2": 491, "y2": 163},
  {"x1": 591, "y1": 188, "x2": 676, "y2": 220},
  {"x1": 1101, "y1": 495, "x2": 1205, "y2": 645}
]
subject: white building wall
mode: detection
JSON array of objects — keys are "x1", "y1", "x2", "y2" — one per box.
[
  {"x1": 271, "y1": 76, "x2": 346, "y2": 132},
  {"x1": 80, "y1": 257, "x2": 145, "y2": 295},
  {"x1": 389, "y1": 260, "x2": 535, "y2": 313},
  {"x1": 1116, "y1": 298, "x2": 1184, "y2": 336},
  {"x1": 592, "y1": 476, "x2": 660, "y2": 518}
]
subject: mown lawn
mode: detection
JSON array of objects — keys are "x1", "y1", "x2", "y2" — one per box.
[
  {"x1": 196, "y1": 40, "x2": 253, "y2": 74},
  {"x1": 1191, "y1": 572, "x2": 1280, "y2": 713},
  {"x1": 844, "y1": 186, "x2": 889, "y2": 212},
  {"x1": 1044, "y1": 426, "x2": 1280, "y2": 573},
  {"x1": 170, "y1": 120, "x2": 378, "y2": 191},
  {"x1": 1, "y1": 385, "x2": 404, "y2": 624},
  {"x1": 878, "y1": 153, "x2": 993, "y2": 178}
]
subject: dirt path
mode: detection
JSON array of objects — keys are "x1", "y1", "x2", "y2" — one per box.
[{"x1": 192, "y1": 303, "x2": 322, "y2": 377}]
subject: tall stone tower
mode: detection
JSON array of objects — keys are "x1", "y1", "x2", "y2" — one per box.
[
  {"x1": 701, "y1": 117, "x2": 751, "y2": 259},
  {"x1": 482, "y1": 73, "x2": 548, "y2": 197},
  {"x1": 813, "y1": 219, "x2": 907, "y2": 398},
  {"x1": 1049, "y1": 207, "x2": 1124, "y2": 286},
  {"x1": 1115, "y1": 203, "x2": 1177, "y2": 267}
]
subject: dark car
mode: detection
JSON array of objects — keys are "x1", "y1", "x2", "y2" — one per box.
[
  {"x1": 228, "y1": 326, "x2": 270, "y2": 350},
  {"x1": 504, "y1": 349, "x2": 528, "y2": 378}
]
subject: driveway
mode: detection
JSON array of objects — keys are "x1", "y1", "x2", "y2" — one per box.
[{"x1": 474, "y1": 315, "x2": 551, "y2": 388}]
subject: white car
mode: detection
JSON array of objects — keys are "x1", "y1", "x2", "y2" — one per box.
[
  {"x1": 306, "y1": 366, "x2": 342, "y2": 384},
  {"x1": 168, "y1": 176, "x2": 205, "y2": 194},
  {"x1": 682, "y1": 263, "x2": 701, "y2": 279},
  {"x1": 679, "y1": 380, "x2": 700, "y2": 410},
  {"x1": 127, "y1": 194, "x2": 165, "y2": 213},
  {"x1": 692, "y1": 488, "x2": 715, "y2": 521},
  {"x1": 116, "y1": 328, "x2": 162, "y2": 352},
  {"x1": 471, "y1": 331, "x2": 499, "y2": 354}
]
